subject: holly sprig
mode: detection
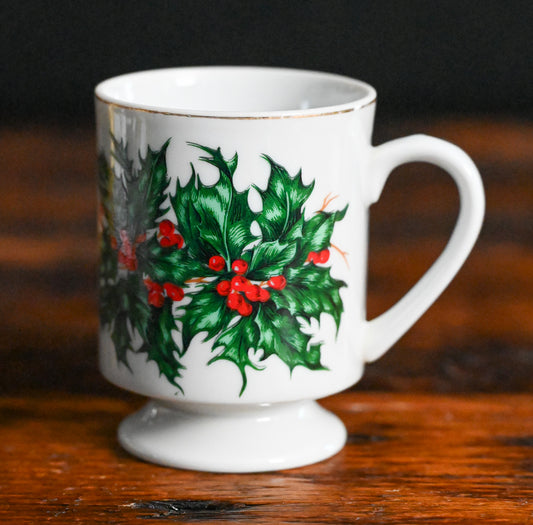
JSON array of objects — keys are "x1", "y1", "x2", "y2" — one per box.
[
  {"x1": 98, "y1": 136, "x2": 186, "y2": 391},
  {"x1": 98, "y1": 138, "x2": 348, "y2": 396}
]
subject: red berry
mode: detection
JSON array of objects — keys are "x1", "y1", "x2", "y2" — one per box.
[
  {"x1": 144, "y1": 278, "x2": 163, "y2": 295},
  {"x1": 118, "y1": 251, "x2": 138, "y2": 271},
  {"x1": 231, "y1": 259, "x2": 248, "y2": 275},
  {"x1": 258, "y1": 287, "x2": 271, "y2": 302},
  {"x1": 159, "y1": 236, "x2": 173, "y2": 247},
  {"x1": 209, "y1": 255, "x2": 226, "y2": 271},
  {"x1": 117, "y1": 251, "x2": 127, "y2": 265},
  {"x1": 171, "y1": 233, "x2": 184, "y2": 249},
  {"x1": 267, "y1": 275, "x2": 287, "y2": 290},
  {"x1": 245, "y1": 284, "x2": 263, "y2": 302},
  {"x1": 148, "y1": 290, "x2": 165, "y2": 308},
  {"x1": 216, "y1": 280, "x2": 232, "y2": 296},
  {"x1": 126, "y1": 257, "x2": 138, "y2": 271},
  {"x1": 135, "y1": 233, "x2": 147, "y2": 244},
  {"x1": 159, "y1": 232, "x2": 184, "y2": 248},
  {"x1": 317, "y1": 249, "x2": 330, "y2": 264},
  {"x1": 159, "y1": 220, "x2": 175, "y2": 236},
  {"x1": 110, "y1": 236, "x2": 118, "y2": 250},
  {"x1": 164, "y1": 283, "x2": 184, "y2": 302},
  {"x1": 230, "y1": 275, "x2": 249, "y2": 292},
  {"x1": 227, "y1": 292, "x2": 244, "y2": 310},
  {"x1": 307, "y1": 251, "x2": 318, "y2": 263},
  {"x1": 238, "y1": 301, "x2": 253, "y2": 317}
]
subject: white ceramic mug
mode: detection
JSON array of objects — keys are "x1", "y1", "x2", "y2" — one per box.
[{"x1": 95, "y1": 67, "x2": 484, "y2": 472}]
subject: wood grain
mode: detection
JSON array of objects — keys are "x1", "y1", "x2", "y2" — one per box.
[{"x1": 2, "y1": 393, "x2": 533, "y2": 523}]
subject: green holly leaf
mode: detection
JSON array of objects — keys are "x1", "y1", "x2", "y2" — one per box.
[
  {"x1": 111, "y1": 311, "x2": 132, "y2": 369},
  {"x1": 179, "y1": 282, "x2": 234, "y2": 351},
  {"x1": 270, "y1": 264, "x2": 346, "y2": 331},
  {"x1": 254, "y1": 303, "x2": 326, "y2": 371},
  {"x1": 177, "y1": 144, "x2": 259, "y2": 264},
  {"x1": 104, "y1": 274, "x2": 148, "y2": 369},
  {"x1": 255, "y1": 156, "x2": 314, "y2": 242},
  {"x1": 127, "y1": 274, "x2": 152, "y2": 341},
  {"x1": 99, "y1": 224, "x2": 118, "y2": 283},
  {"x1": 99, "y1": 277, "x2": 117, "y2": 327},
  {"x1": 190, "y1": 143, "x2": 238, "y2": 177},
  {"x1": 209, "y1": 314, "x2": 262, "y2": 395},
  {"x1": 110, "y1": 134, "x2": 134, "y2": 180},
  {"x1": 247, "y1": 240, "x2": 297, "y2": 281},
  {"x1": 97, "y1": 153, "x2": 114, "y2": 220},
  {"x1": 141, "y1": 300, "x2": 185, "y2": 393},
  {"x1": 137, "y1": 140, "x2": 171, "y2": 225},
  {"x1": 295, "y1": 206, "x2": 348, "y2": 263},
  {"x1": 170, "y1": 165, "x2": 209, "y2": 261},
  {"x1": 137, "y1": 236, "x2": 206, "y2": 284},
  {"x1": 107, "y1": 138, "x2": 171, "y2": 243},
  {"x1": 97, "y1": 154, "x2": 118, "y2": 281}
]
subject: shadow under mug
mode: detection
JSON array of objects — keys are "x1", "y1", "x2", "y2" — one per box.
[{"x1": 95, "y1": 67, "x2": 484, "y2": 472}]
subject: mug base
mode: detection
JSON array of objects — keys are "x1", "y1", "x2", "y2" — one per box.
[{"x1": 118, "y1": 399, "x2": 347, "y2": 473}]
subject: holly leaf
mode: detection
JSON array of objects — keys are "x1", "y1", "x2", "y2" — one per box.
[
  {"x1": 190, "y1": 143, "x2": 238, "y2": 177},
  {"x1": 99, "y1": 225, "x2": 118, "y2": 283},
  {"x1": 254, "y1": 303, "x2": 326, "y2": 371},
  {"x1": 141, "y1": 300, "x2": 185, "y2": 393},
  {"x1": 209, "y1": 314, "x2": 262, "y2": 396},
  {"x1": 178, "y1": 144, "x2": 259, "y2": 264},
  {"x1": 137, "y1": 236, "x2": 207, "y2": 284},
  {"x1": 97, "y1": 153, "x2": 114, "y2": 218},
  {"x1": 179, "y1": 283, "x2": 234, "y2": 351},
  {"x1": 104, "y1": 274, "x2": 148, "y2": 369},
  {"x1": 295, "y1": 206, "x2": 348, "y2": 263},
  {"x1": 111, "y1": 311, "x2": 132, "y2": 369},
  {"x1": 256, "y1": 156, "x2": 314, "y2": 242},
  {"x1": 99, "y1": 276, "x2": 117, "y2": 327},
  {"x1": 270, "y1": 264, "x2": 346, "y2": 331},
  {"x1": 137, "y1": 140, "x2": 172, "y2": 225},
  {"x1": 127, "y1": 273, "x2": 152, "y2": 341},
  {"x1": 108, "y1": 138, "x2": 171, "y2": 243},
  {"x1": 247, "y1": 240, "x2": 297, "y2": 281},
  {"x1": 170, "y1": 165, "x2": 210, "y2": 261},
  {"x1": 110, "y1": 134, "x2": 133, "y2": 180}
]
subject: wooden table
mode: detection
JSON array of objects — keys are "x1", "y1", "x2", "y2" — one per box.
[{"x1": 1, "y1": 118, "x2": 532, "y2": 523}]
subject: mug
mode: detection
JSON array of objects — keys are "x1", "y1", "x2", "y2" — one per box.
[{"x1": 95, "y1": 67, "x2": 484, "y2": 472}]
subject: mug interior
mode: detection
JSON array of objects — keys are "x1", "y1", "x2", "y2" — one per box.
[{"x1": 95, "y1": 67, "x2": 376, "y2": 117}]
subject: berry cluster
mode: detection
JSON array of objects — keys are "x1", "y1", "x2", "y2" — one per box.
[
  {"x1": 144, "y1": 277, "x2": 184, "y2": 308},
  {"x1": 307, "y1": 248, "x2": 330, "y2": 264},
  {"x1": 158, "y1": 220, "x2": 184, "y2": 248},
  {"x1": 208, "y1": 256, "x2": 287, "y2": 317},
  {"x1": 111, "y1": 230, "x2": 146, "y2": 272}
]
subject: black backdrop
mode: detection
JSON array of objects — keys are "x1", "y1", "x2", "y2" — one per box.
[{"x1": 2, "y1": 0, "x2": 532, "y2": 123}]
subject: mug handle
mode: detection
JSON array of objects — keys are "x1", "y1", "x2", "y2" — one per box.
[{"x1": 362, "y1": 134, "x2": 485, "y2": 362}]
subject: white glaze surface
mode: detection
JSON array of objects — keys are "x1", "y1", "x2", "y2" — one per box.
[{"x1": 118, "y1": 400, "x2": 347, "y2": 472}]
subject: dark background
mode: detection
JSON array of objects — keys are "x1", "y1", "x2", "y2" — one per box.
[{"x1": 2, "y1": 0, "x2": 532, "y2": 123}]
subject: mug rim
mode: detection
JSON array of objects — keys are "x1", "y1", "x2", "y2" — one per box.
[{"x1": 94, "y1": 66, "x2": 377, "y2": 119}]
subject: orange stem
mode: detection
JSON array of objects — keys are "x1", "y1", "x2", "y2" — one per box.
[
  {"x1": 185, "y1": 277, "x2": 209, "y2": 284},
  {"x1": 330, "y1": 243, "x2": 349, "y2": 267},
  {"x1": 318, "y1": 193, "x2": 339, "y2": 212}
]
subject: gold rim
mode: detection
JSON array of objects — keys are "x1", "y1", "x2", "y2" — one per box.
[{"x1": 94, "y1": 93, "x2": 376, "y2": 120}]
